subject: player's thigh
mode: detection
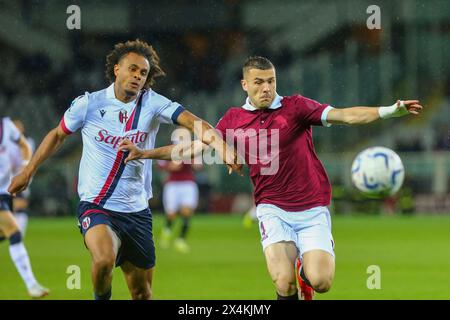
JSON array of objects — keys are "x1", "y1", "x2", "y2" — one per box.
[
  {"x1": 264, "y1": 241, "x2": 298, "y2": 283},
  {"x1": 296, "y1": 208, "x2": 335, "y2": 260},
  {"x1": 120, "y1": 261, "x2": 153, "y2": 299},
  {"x1": 163, "y1": 183, "x2": 179, "y2": 213},
  {"x1": 13, "y1": 197, "x2": 28, "y2": 211},
  {"x1": 302, "y1": 249, "x2": 335, "y2": 282},
  {"x1": 179, "y1": 182, "x2": 198, "y2": 215},
  {"x1": 84, "y1": 224, "x2": 121, "y2": 262},
  {"x1": 0, "y1": 210, "x2": 20, "y2": 237}
]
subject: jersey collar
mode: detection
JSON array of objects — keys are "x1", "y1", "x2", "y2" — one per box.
[
  {"x1": 241, "y1": 94, "x2": 283, "y2": 111},
  {"x1": 106, "y1": 83, "x2": 116, "y2": 100}
]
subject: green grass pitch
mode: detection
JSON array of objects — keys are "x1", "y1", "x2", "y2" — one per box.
[{"x1": 1, "y1": 213, "x2": 450, "y2": 300}]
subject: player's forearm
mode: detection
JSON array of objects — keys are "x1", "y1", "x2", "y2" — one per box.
[
  {"x1": 334, "y1": 101, "x2": 412, "y2": 125},
  {"x1": 142, "y1": 140, "x2": 207, "y2": 161},
  {"x1": 25, "y1": 128, "x2": 66, "y2": 176},
  {"x1": 193, "y1": 120, "x2": 235, "y2": 164},
  {"x1": 340, "y1": 107, "x2": 381, "y2": 125},
  {"x1": 141, "y1": 145, "x2": 176, "y2": 160}
]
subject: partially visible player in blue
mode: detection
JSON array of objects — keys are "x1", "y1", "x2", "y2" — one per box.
[
  {"x1": 9, "y1": 39, "x2": 242, "y2": 300},
  {"x1": 0, "y1": 116, "x2": 49, "y2": 298}
]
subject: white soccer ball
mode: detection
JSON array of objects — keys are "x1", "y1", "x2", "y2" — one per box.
[{"x1": 351, "y1": 146, "x2": 405, "y2": 198}]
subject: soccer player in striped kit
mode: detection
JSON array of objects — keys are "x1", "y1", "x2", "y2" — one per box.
[{"x1": 9, "y1": 39, "x2": 242, "y2": 300}]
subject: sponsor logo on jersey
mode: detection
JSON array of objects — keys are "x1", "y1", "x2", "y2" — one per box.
[
  {"x1": 95, "y1": 129, "x2": 149, "y2": 149},
  {"x1": 100, "y1": 110, "x2": 106, "y2": 118}
]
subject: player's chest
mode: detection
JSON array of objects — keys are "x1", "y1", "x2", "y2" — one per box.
[
  {"x1": 86, "y1": 104, "x2": 152, "y2": 136},
  {"x1": 230, "y1": 111, "x2": 296, "y2": 146}
]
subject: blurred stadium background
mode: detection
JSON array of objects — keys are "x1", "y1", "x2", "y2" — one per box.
[{"x1": 0, "y1": 0, "x2": 449, "y2": 299}]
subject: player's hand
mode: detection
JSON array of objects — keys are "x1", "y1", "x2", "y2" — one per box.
[
  {"x1": 379, "y1": 100, "x2": 424, "y2": 119},
  {"x1": 118, "y1": 139, "x2": 144, "y2": 164},
  {"x1": 225, "y1": 150, "x2": 244, "y2": 176},
  {"x1": 8, "y1": 170, "x2": 32, "y2": 196},
  {"x1": 402, "y1": 100, "x2": 423, "y2": 115},
  {"x1": 227, "y1": 163, "x2": 244, "y2": 176}
]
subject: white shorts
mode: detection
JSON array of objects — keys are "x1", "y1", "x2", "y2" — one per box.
[
  {"x1": 256, "y1": 204, "x2": 335, "y2": 258},
  {"x1": 163, "y1": 181, "x2": 199, "y2": 214}
]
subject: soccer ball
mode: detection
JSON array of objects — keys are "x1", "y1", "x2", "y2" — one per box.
[{"x1": 351, "y1": 146, "x2": 405, "y2": 198}]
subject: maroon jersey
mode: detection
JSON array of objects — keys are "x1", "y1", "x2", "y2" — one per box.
[
  {"x1": 158, "y1": 161, "x2": 195, "y2": 182},
  {"x1": 216, "y1": 94, "x2": 333, "y2": 212}
]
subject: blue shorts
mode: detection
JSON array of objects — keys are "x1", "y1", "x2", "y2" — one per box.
[
  {"x1": 77, "y1": 201, "x2": 155, "y2": 269},
  {"x1": 0, "y1": 195, "x2": 13, "y2": 212}
]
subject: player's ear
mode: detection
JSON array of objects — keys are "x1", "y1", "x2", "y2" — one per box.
[
  {"x1": 241, "y1": 79, "x2": 248, "y2": 92},
  {"x1": 114, "y1": 64, "x2": 120, "y2": 77}
]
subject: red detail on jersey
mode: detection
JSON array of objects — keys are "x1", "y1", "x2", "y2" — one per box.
[
  {"x1": 125, "y1": 107, "x2": 137, "y2": 131},
  {"x1": 93, "y1": 151, "x2": 126, "y2": 205},
  {"x1": 60, "y1": 118, "x2": 73, "y2": 135},
  {"x1": 80, "y1": 209, "x2": 110, "y2": 218}
]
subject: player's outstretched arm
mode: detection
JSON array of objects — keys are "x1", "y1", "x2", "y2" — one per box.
[
  {"x1": 118, "y1": 139, "x2": 209, "y2": 163},
  {"x1": 326, "y1": 100, "x2": 423, "y2": 125},
  {"x1": 174, "y1": 110, "x2": 243, "y2": 175},
  {"x1": 8, "y1": 125, "x2": 70, "y2": 195}
]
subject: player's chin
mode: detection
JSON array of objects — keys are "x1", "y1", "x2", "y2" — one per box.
[
  {"x1": 124, "y1": 88, "x2": 139, "y2": 96},
  {"x1": 259, "y1": 101, "x2": 271, "y2": 108}
]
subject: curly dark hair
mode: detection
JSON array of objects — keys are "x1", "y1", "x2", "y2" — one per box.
[{"x1": 105, "y1": 39, "x2": 166, "y2": 88}]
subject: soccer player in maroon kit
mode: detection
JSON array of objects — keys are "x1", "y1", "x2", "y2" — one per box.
[
  {"x1": 118, "y1": 56, "x2": 422, "y2": 300},
  {"x1": 158, "y1": 158, "x2": 201, "y2": 253}
]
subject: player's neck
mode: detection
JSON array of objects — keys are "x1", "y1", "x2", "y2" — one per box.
[{"x1": 114, "y1": 83, "x2": 137, "y2": 104}]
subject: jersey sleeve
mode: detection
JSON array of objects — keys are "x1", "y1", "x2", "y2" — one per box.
[
  {"x1": 61, "y1": 94, "x2": 88, "y2": 134},
  {"x1": 9, "y1": 144, "x2": 22, "y2": 174},
  {"x1": 152, "y1": 94, "x2": 185, "y2": 125},
  {"x1": 293, "y1": 95, "x2": 334, "y2": 127},
  {"x1": 4, "y1": 117, "x2": 21, "y2": 143}
]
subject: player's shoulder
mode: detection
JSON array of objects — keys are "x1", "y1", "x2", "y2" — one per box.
[
  {"x1": 141, "y1": 89, "x2": 172, "y2": 108},
  {"x1": 281, "y1": 94, "x2": 323, "y2": 111},
  {"x1": 70, "y1": 91, "x2": 91, "y2": 108},
  {"x1": 1, "y1": 116, "x2": 11, "y2": 123},
  {"x1": 2, "y1": 117, "x2": 15, "y2": 129},
  {"x1": 281, "y1": 94, "x2": 304, "y2": 106},
  {"x1": 220, "y1": 107, "x2": 244, "y2": 121},
  {"x1": 69, "y1": 87, "x2": 113, "y2": 114}
]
